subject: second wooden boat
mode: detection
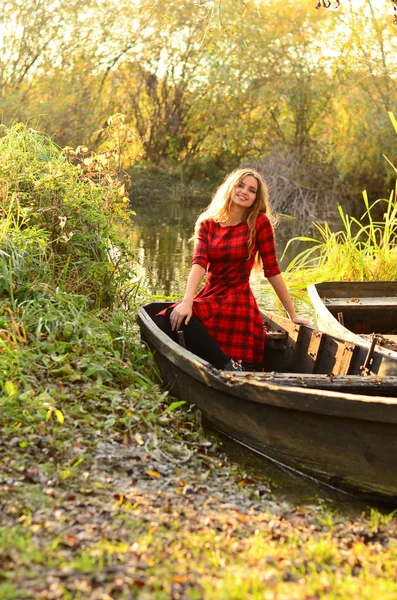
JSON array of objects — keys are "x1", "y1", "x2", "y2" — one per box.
[{"x1": 308, "y1": 281, "x2": 397, "y2": 373}]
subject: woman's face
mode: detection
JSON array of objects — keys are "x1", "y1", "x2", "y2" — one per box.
[{"x1": 231, "y1": 175, "x2": 258, "y2": 210}]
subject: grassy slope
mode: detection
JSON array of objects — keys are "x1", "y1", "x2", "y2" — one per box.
[{"x1": 1, "y1": 125, "x2": 397, "y2": 599}]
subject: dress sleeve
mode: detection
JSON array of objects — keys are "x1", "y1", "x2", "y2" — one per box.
[
  {"x1": 256, "y1": 214, "x2": 281, "y2": 278},
  {"x1": 192, "y1": 220, "x2": 209, "y2": 269}
]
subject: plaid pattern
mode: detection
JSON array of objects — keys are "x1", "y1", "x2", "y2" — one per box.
[{"x1": 191, "y1": 213, "x2": 281, "y2": 363}]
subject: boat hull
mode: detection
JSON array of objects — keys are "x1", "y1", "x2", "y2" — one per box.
[{"x1": 138, "y1": 301, "x2": 397, "y2": 502}]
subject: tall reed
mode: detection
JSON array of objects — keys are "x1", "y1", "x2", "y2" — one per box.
[
  {"x1": 283, "y1": 183, "x2": 397, "y2": 287},
  {"x1": 284, "y1": 112, "x2": 397, "y2": 288}
]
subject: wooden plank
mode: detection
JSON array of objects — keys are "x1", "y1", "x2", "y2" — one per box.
[
  {"x1": 314, "y1": 281, "x2": 397, "y2": 299},
  {"x1": 236, "y1": 372, "x2": 397, "y2": 394},
  {"x1": 296, "y1": 329, "x2": 324, "y2": 374},
  {"x1": 332, "y1": 341, "x2": 356, "y2": 375},
  {"x1": 283, "y1": 324, "x2": 302, "y2": 371},
  {"x1": 177, "y1": 330, "x2": 186, "y2": 348},
  {"x1": 324, "y1": 297, "x2": 397, "y2": 307},
  {"x1": 314, "y1": 335, "x2": 348, "y2": 374}
]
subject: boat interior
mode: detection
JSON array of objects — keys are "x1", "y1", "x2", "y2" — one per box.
[
  {"x1": 314, "y1": 282, "x2": 397, "y2": 338},
  {"x1": 260, "y1": 312, "x2": 370, "y2": 376},
  {"x1": 144, "y1": 302, "x2": 387, "y2": 378}
]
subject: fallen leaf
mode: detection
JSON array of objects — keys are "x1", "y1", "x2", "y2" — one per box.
[
  {"x1": 236, "y1": 514, "x2": 250, "y2": 523},
  {"x1": 135, "y1": 432, "x2": 144, "y2": 445},
  {"x1": 173, "y1": 575, "x2": 188, "y2": 584},
  {"x1": 145, "y1": 470, "x2": 161, "y2": 478}
]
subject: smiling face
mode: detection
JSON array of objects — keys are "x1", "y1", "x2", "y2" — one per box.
[{"x1": 231, "y1": 175, "x2": 259, "y2": 211}]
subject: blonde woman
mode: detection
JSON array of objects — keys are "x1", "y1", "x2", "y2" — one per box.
[{"x1": 155, "y1": 168, "x2": 309, "y2": 370}]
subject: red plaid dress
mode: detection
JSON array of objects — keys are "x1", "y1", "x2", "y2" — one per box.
[{"x1": 190, "y1": 213, "x2": 281, "y2": 363}]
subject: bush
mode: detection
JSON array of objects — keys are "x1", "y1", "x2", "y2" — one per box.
[{"x1": 0, "y1": 122, "x2": 135, "y2": 307}]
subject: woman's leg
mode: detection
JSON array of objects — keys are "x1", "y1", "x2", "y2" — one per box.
[{"x1": 154, "y1": 311, "x2": 230, "y2": 369}]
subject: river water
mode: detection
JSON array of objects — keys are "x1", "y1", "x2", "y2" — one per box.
[{"x1": 130, "y1": 197, "x2": 377, "y2": 513}]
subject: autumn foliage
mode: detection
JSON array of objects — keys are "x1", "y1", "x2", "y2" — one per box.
[{"x1": 1, "y1": 0, "x2": 396, "y2": 210}]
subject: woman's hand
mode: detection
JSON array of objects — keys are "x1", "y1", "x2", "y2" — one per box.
[
  {"x1": 170, "y1": 300, "x2": 193, "y2": 331},
  {"x1": 267, "y1": 275, "x2": 311, "y2": 329},
  {"x1": 291, "y1": 315, "x2": 310, "y2": 327}
]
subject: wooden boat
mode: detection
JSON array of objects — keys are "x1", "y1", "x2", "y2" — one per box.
[
  {"x1": 138, "y1": 301, "x2": 397, "y2": 502},
  {"x1": 308, "y1": 281, "x2": 397, "y2": 371}
]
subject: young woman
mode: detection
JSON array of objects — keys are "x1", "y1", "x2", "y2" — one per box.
[{"x1": 154, "y1": 168, "x2": 309, "y2": 370}]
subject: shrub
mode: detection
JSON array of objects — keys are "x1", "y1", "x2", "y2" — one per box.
[{"x1": 0, "y1": 121, "x2": 134, "y2": 307}]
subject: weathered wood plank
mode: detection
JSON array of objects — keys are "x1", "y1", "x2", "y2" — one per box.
[
  {"x1": 313, "y1": 281, "x2": 397, "y2": 298},
  {"x1": 324, "y1": 297, "x2": 397, "y2": 308},
  {"x1": 332, "y1": 342, "x2": 356, "y2": 375}
]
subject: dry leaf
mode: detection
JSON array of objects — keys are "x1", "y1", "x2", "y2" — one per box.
[
  {"x1": 173, "y1": 575, "x2": 188, "y2": 584},
  {"x1": 145, "y1": 470, "x2": 161, "y2": 478},
  {"x1": 236, "y1": 514, "x2": 250, "y2": 523},
  {"x1": 135, "y1": 432, "x2": 144, "y2": 445}
]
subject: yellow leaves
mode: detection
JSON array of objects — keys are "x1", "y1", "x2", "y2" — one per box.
[
  {"x1": 4, "y1": 380, "x2": 17, "y2": 397},
  {"x1": 352, "y1": 540, "x2": 373, "y2": 560},
  {"x1": 236, "y1": 514, "x2": 250, "y2": 523},
  {"x1": 173, "y1": 575, "x2": 188, "y2": 584},
  {"x1": 54, "y1": 409, "x2": 65, "y2": 424},
  {"x1": 238, "y1": 476, "x2": 256, "y2": 488},
  {"x1": 40, "y1": 393, "x2": 66, "y2": 425},
  {"x1": 174, "y1": 480, "x2": 186, "y2": 494},
  {"x1": 145, "y1": 470, "x2": 161, "y2": 478},
  {"x1": 46, "y1": 407, "x2": 65, "y2": 424}
]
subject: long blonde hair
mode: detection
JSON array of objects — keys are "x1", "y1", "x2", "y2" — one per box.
[{"x1": 194, "y1": 168, "x2": 277, "y2": 263}]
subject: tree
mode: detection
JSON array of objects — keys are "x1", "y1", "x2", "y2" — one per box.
[{"x1": 1, "y1": 0, "x2": 396, "y2": 217}]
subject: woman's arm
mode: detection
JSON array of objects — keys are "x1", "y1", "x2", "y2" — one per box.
[
  {"x1": 170, "y1": 264, "x2": 206, "y2": 331},
  {"x1": 267, "y1": 273, "x2": 310, "y2": 326}
]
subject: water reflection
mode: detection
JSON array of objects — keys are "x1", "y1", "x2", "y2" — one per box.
[
  {"x1": 131, "y1": 197, "x2": 314, "y2": 317},
  {"x1": 211, "y1": 430, "x2": 383, "y2": 516}
]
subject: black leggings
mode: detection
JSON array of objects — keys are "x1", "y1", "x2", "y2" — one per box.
[{"x1": 154, "y1": 308, "x2": 229, "y2": 369}]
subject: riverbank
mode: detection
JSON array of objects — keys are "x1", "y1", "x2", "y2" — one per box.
[
  {"x1": 3, "y1": 365, "x2": 397, "y2": 599},
  {"x1": 1, "y1": 125, "x2": 397, "y2": 599}
]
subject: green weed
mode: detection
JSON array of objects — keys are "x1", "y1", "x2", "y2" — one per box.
[{"x1": 283, "y1": 183, "x2": 397, "y2": 288}]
